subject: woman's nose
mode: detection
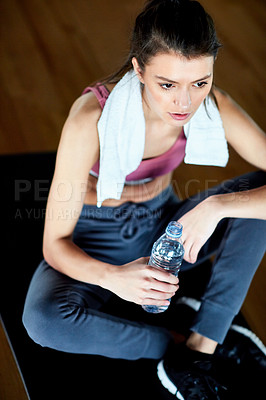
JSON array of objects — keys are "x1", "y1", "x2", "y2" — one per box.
[{"x1": 173, "y1": 90, "x2": 191, "y2": 109}]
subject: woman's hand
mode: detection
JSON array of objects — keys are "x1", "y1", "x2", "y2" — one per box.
[
  {"x1": 178, "y1": 196, "x2": 222, "y2": 264},
  {"x1": 104, "y1": 257, "x2": 179, "y2": 306}
]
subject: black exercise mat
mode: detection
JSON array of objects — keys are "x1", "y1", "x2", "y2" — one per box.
[
  {"x1": 0, "y1": 152, "x2": 263, "y2": 400},
  {"x1": 0, "y1": 152, "x2": 191, "y2": 400}
]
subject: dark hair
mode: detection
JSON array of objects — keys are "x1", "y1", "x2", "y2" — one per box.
[{"x1": 103, "y1": 0, "x2": 222, "y2": 85}]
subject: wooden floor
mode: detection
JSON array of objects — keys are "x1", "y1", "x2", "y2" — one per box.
[
  {"x1": 0, "y1": 320, "x2": 29, "y2": 400},
  {"x1": 1, "y1": 0, "x2": 265, "y2": 398}
]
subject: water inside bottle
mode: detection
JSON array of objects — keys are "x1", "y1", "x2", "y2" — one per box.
[
  {"x1": 142, "y1": 253, "x2": 182, "y2": 313},
  {"x1": 142, "y1": 223, "x2": 184, "y2": 314}
]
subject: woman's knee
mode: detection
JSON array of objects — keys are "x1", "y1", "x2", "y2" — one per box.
[
  {"x1": 22, "y1": 284, "x2": 101, "y2": 350},
  {"x1": 22, "y1": 293, "x2": 59, "y2": 347}
]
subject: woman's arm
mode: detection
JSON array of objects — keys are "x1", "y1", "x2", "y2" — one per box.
[
  {"x1": 179, "y1": 90, "x2": 266, "y2": 264},
  {"x1": 213, "y1": 88, "x2": 266, "y2": 219},
  {"x1": 179, "y1": 186, "x2": 266, "y2": 264},
  {"x1": 211, "y1": 185, "x2": 266, "y2": 220},
  {"x1": 214, "y1": 88, "x2": 266, "y2": 171},
  {"x1": 43, "y1": 93, "x2": 178, "y2": 305},
  {"x1": 43, "y1": 91, "x2": 106, "y2": 284}
]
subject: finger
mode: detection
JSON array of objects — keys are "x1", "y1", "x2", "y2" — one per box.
[
  {"x1": 148, "y1": 266, "x2": 179, "y2": 284},
  {"x1": 150, "y1": 289, "x2": 178, "y2": 300},
  {"x1": 144, "y1": 288, "x2": 178, "y2": 301},
  {"x1": 189, "y1": 245, "x2": 199, "y2": 264},
  {"x1": 149, "y1": 279, "x2": 179, "y2": 294},
  {"x1": 186, "y1": 241, "x2": 201, "y2": 264},
  {"x1": 190, "y1": 241, "x2": 202, "y2": 263}
]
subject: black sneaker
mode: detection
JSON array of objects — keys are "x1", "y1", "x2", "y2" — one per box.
[
  {"x1": 215, "y1": 324, "x2": 266, "y2": 397},
  {"x1": 175, "y1": 297, "x2": 266, "y2": 371},
  {"x1": 174, "y1": 297, "x2": 266, "y2": 397},
  {"x1": 157, "y1": 344, "x2": 228, "y2": 399},
  {"x1": 216, "y1": 324, "x2": 266, "y2": 369}
]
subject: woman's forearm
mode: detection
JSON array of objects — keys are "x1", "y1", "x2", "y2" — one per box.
[
  {"x1": 210, "y1": 185, "x2": 266, "y2": 220},
  {"x1": 43, "y1": 237, "x2": 113, "y2": 287}
]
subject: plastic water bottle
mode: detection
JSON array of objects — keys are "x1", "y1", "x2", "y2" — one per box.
[{"x1": 142, "y1": 221, "x2": 184, "y2": 313}]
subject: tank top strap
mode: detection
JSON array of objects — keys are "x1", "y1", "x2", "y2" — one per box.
[{"x1": 82, "y1": 84, "x2": 110, "y2": 109}]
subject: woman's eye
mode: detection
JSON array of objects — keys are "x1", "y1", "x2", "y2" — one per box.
[
  {"x1": 193, "y1": 81, "x2": 208, "y2": 88},
  {"x1": 160, "y1": 83, "x2": 173, "y2": 90}
]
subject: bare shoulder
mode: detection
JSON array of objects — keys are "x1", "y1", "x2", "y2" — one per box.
[
  {"x1": 58, "y1": 92, "x2": 102, "y2": 155},
  {"x1": 66, "y1": 91, "x2": 102, "y2": 133},
  {"x1": 213, "y1": 87, "x2": 266, "y2": 169},
  {"x1": 52, "y1": 91, "x2": 103, "y2": 185},
  {"x1": 213, "y1": 86, "x2": 263, "y2": 129},
  {"x1": 212, "y1": 87, "x2": 248, "y2": 130},
  {"x1": 213, "y1": 86, "x2": 264, "y2": 134},
  {"x1": 213, "y1": 87, "x2": 238, "y2": 114},
  {"x1": 62, "y1": 81, "x2": 116, "y2": 142}
]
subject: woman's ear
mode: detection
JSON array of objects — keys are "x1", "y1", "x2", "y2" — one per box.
[{"x1": 132, "y1": 57, "x2": 144, "y2": 83}]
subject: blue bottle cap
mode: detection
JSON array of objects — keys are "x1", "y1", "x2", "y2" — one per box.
[{"x1": 165, "y1": 221, "x2": 183, "y2": 238}]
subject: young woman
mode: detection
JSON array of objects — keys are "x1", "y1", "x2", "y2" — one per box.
[{"x1": 23, "y1": 0, "x2": 266, "y2": 398}]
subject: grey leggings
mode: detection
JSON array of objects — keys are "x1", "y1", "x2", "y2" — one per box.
[{"x1": 22, "y1": 171, "x2": 266, "y2": 360}]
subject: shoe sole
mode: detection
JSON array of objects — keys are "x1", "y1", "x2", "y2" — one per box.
[
  {"x1": 157, "y1": 360, "x2": 185, "y2": 400},
  {"x1": 231, "y1": 324, "x2": 266, "y2": 356}
]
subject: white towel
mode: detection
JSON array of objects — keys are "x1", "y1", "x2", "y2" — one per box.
[
  {"x1": 183, "y1": 96, "x2": 229, "y2": 166},
  {"x1": 96, "y1": 70, "x2": 145, "y2": 207},
  {"x1": 96, "y1": 70, "x2": 229, "y2": 207}
]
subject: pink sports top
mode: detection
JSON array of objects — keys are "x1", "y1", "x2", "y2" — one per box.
[{"x1": 82, "y1": 84, "x2": 186, "y2": 183}]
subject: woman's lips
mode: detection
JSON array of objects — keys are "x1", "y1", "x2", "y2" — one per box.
[{"x1": 168, "y1": 112, "x2": 191, "y2": 121}]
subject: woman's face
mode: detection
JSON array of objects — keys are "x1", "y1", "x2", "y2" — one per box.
[{"x1": 132, "y1": 52, "x2": 214, "y2": 127}]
